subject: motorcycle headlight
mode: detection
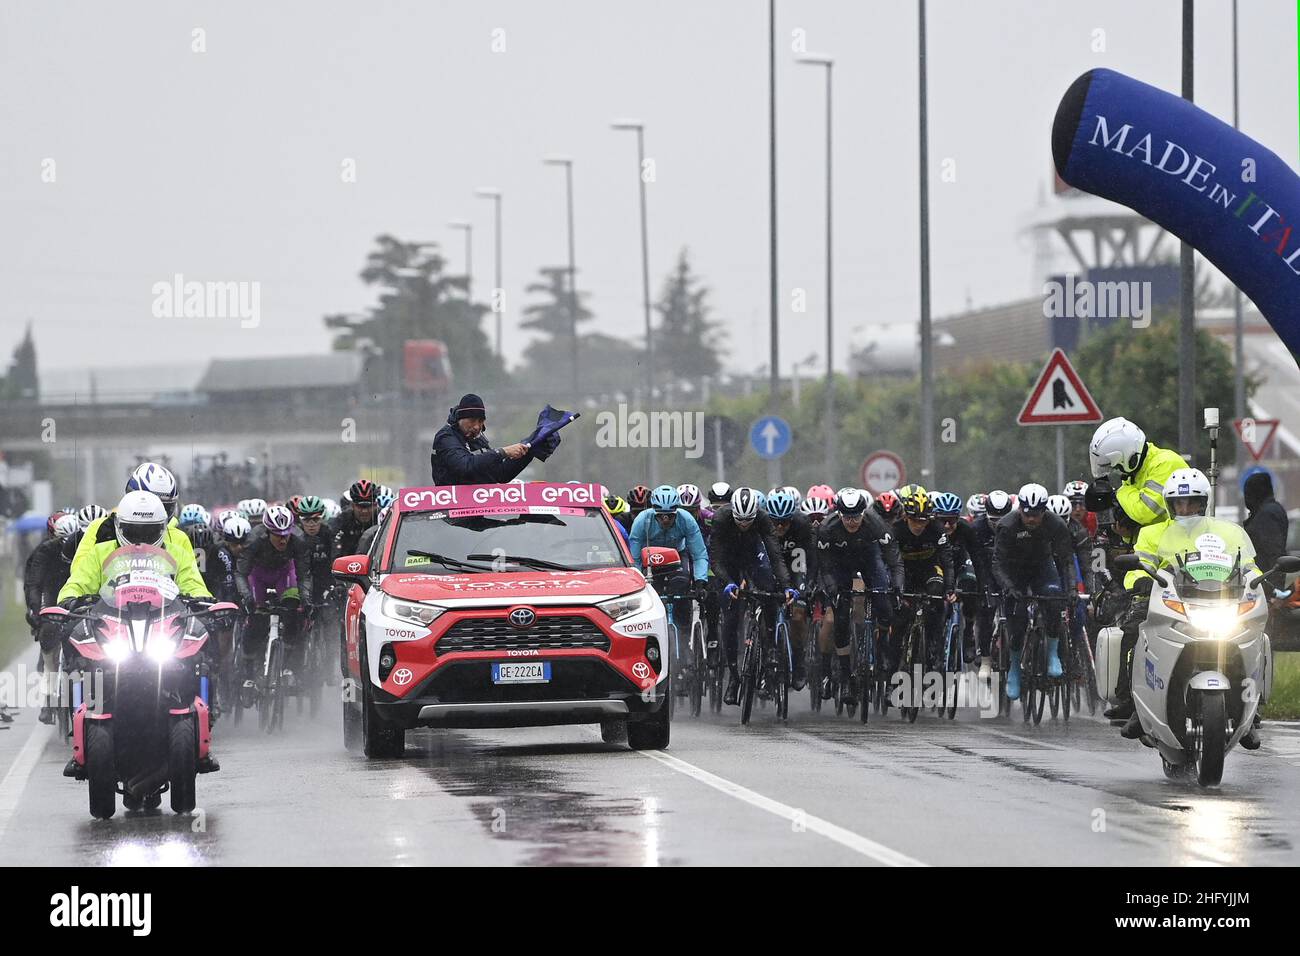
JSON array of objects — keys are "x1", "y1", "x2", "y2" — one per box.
[
  {"x1": 104, "y1": 640, "x2": 130, "y2": 663},
  {"x1": 147, "y1": 636, "x2": 178, "y2": 662},
  {"x1": 1183, "y1": 604, "x2": 1241, "y2": 638},
  {"x1": 382, "y1": 595, "x2": 443, "y2": 627},
  {"x1": 598, "y1": 587, "x2": 656, "y2": 622}
]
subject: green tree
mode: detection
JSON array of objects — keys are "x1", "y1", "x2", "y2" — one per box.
[
  {"x1": 0, "y1": 323, "x2": 38, "y2": 401},
  {"x1": 324, "y1": 234, "x2": 502, "y2": 390},
  {"x1": 653, "y1": 248, "x2": 725, "y2": 383}
]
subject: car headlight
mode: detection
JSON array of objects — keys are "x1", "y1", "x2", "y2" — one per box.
[
  {"x1": 382, "y1": 595, "x2": 444, "y2": 627},
  {"x1": 1183, "y1": 604, "x2": 1241, "y2": 638},
  {"x1": 598, "y1": 587, "x2": 656, "y2": 622}
]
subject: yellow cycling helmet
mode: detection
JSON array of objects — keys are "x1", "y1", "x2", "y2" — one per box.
[
  {"x1": 899, "y1": 485, "x2": 931, "y2": 518},
  {"x1": 604, "y1": 494, "x2": 630, "y2": 517}
]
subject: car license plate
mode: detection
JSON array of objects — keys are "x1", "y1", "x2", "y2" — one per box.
[{"x1": 492, "y1": 662, "x2": 551, "y2": 684}]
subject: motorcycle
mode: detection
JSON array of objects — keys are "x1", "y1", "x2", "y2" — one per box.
[
  {"x1": 41, "y1": 545, "x2": 237, "y2": 819},
  {"x1": 1100, "y1": 549, "x2": 1300, "y2": 787}
]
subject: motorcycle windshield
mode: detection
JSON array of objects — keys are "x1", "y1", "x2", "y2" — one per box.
[
  {"x1": 97, "y1": 544, "x2": 181, "y2": 608},
  {"x1": 1173, "y1": 552, "x2": 1244, "y2": 601}
]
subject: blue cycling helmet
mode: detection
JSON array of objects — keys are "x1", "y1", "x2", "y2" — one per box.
[
  {"x1": 178, "y1": 503, "x2": 207, "y2": 528},
  {"x1": 376, "y1": 490, "x2": 396, "y2": 509},
  {"x1": 931, "y1": 492, "x2": 962, "y2": 517},
  {"x1": 649, "y1": 484, "x2": 681, "y2": 514},
  {"x1": 765, "y1": 489, "x2": 798, "y2": 520},
  {"x1": 754, "y1": 490, "x2": 767, "y2": 513}
]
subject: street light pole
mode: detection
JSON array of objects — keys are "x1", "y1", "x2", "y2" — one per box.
[
  {"x1": 918, "y1": 0, "x2": 936, "y2": 485},
  {"x1": 612, "y1": 120, "x2": 657, "y2": 484},
  {"x1": 448, "y1": 221, "x2": 473, "y2": 305},
  {"x1": 544, "y1": 157, "x2": 582, "y2": 477},
  {"x1": 798, "y1": 53, "x2": 835, "y2": 483},
  {"x1": 474, "y1": 188, "x2": 503, "y2": 360}
]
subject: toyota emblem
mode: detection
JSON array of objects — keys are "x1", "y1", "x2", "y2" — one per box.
[
  {"x1": 392, "y1": 667, "x2": 413, "y2": 686},
  {"x1": 346, "y1": 561, "x2": 362, "y2": 574},
  {"x1": 508, "y1": 607, "x2": 537, "y2": 628},
  {"x1": 632, "y1": 661, "x2": 651, "y2": 679},
  {"x1": 648, "y1": 552, "x2": 665, "y2": 565}
]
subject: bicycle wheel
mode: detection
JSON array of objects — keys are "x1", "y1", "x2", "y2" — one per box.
[
  {"x1": 739, "y1": 614, "x2": 758, "y2": 725},
  {"x1": 995, "y1": 624, "x2": 1012, "y2": 718},
  {"x1": 260, "y1": 637, "x2": 284, "y2": 734},
  {"x1": 1021, "y1": 630, "x2": 1037, "y2": 725},
  {"x1": 1031, "y1": 633, "x2": 1047, "y2": 726},
  {"x1": 774, "y1": 625, "x2": 790, "y2": 722},
  {"x1": 857, "y1": 622, "x2": 871, "y2": 725},
  {"x1": 901, "y1": 623, "x2": 922, "y2": 723},
  {"x1": 1060, "y1": 631, "x2": 1072, "y2": 723},
  {"x1": 807, "y1": 640, "x2": 822, "y2": 713},
  {"x1": 689, "y1": 618, "x2": 705, "y2": 718},
  {"x1": 944, "y1": 615, "x2": 961, "y2": 720}
]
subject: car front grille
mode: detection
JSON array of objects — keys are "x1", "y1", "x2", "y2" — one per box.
[{"x1": 436, "y1": 614, "x2": 611, "y2": 654}]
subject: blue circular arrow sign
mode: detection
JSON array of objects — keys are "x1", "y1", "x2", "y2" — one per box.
[{"x1": 749, "y1": 416, "x2": 792, "y2": 460}]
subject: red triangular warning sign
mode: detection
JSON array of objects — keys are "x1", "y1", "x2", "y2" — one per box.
[
  {"x1": 1016, "y1": 349, "x2": 1103, "y2": 426},
  {"x1": 1233, "y1": 418, "x2": 1280, "y2": 462}
]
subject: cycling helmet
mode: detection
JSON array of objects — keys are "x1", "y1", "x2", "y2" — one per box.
[
  {"x1": 731, "y1": 487, "x2": 761, "y2": 522},
  {"x1": 807, "y1": 484, "x2": 835, "y2": 503},
  {"x1": 378, "y1": 484, "x2": 394, "y2": 500},
  {"x1": 649, "y1": 484, "x2": 681, "y2": 514},
  {"x1": 781, "y1": 485, "x2": 802, "y2": 504},
  {"x1": 45, "y1": 512, "x2": 68, "y2": 535},
  {"x1": 874, "y1": 491, "x2": 901, "y2": 521},
  {"x1": 900, "y1": 486, "x2": 931, "y2": 518},
  {"x1": 114, "y1": 491, "x2": 168, "y2": 548},
  {"x1": 296, "y1": 495, "x2": 326, "y2": 519},
  {"x1": 376, "y1": 489, "x2": 396, "y2": 509},
  {"x1": 245, "y1": 498, "x2": 268, "y2": 519},
  {"x1": 1046, "y1": 494, "x2": 1072, "y2": 518},
  {"x1": 75, "y1": 504, "x2": 108, "y2": 531},
  {"x1": 604, "y1": 495, "x2": 630, "y2": 518},
  {"x1": 1089, "y1": 417, "x2": 1146, "y2": 479},
  {"x1": 834, "y1": 486, "x2": 859, "y2": 507},
  {"x1": 837, "y1": 488, "x2": 869, "y2": 517},
  {"x1": 221, "y1": 514, "x2": 252, "y2": 542},
  {"x1": 766, "y1": 489, "x2": 799, "y2": 521},
  {"x1": 985, "y1": 490, "x2": 1013, "y2": 518},
  {"x1": 178, "y1": 503, "x2": 207, "y2": 528},
  {"x1": 1017, "y1": 483, "x2": 1050, "y2": 513},
  {"x1": 125, "y1": 462, "x2": 179, "y2": 518},
  {"x1": 341, "y1": 489, "x2": 352, "y2": 504},
  {"x1": 215, "y1": 508, "x2": 239, "y2": 528},
  {"x1": 321, "y1": 499, "x2": 342, "y2": 521},
  {"x1": 349, "y1": 479, "x2": 377, "y2": 506},
  {"x1": 1163, "y1": 468, "x2": 1210, "y2": 526},
  {"x1": 931, "y1": 492, "x2": 962, "y2": 517},
  {"x1": 53, "y1": 514, "x2": 80, "y2": 538},
  {"x1": 754, "y1": 490, "x2": 767, "y2": 513},
  {"x1": 708, "y1": 481, "x2": 733, "y2": 505},
  {"x1": 676, "y1": 483, "x2": 702, "y2": 508},
  {"x1": 966, "y1": 493, "x2": 987, "y2": 518},
  {"x1": 263, "y1": 505, "x2": 295, "y2": 536},
  {"x1": 286, "y1": 494, "x2": 305, "y2": 516},
  {"x1": 1063, "y1": 479, "x2": 1089, "y2": 501},
  {"x1": 186, "y1": 524, "x2": 213, "y2": 550},
  {"x1": 628, "y1": 484, "x2": 652, "y2": 510},
  {"x1": 799, "y1": 496, "x2": 831, "y2": 519}
]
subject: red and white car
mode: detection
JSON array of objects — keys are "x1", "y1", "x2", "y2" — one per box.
[{"x1": 332, "y1": 482, "x2": 673, "y2": 757}]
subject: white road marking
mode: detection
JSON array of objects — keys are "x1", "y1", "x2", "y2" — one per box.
[
  {"x1": 632, "y1": 746, "x2": 927, "y2": 866},
  {"x1": 0, "y1": 722, "x2": 53, "y2": 847}
]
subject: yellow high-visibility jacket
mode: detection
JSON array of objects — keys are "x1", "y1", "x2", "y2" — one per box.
[
  {"x1": 58, "y1": 515, "x2": 210, "y2": 602},
  {"x1": 1116, "y1": 443, "x2": 1189, "y2": 528}
]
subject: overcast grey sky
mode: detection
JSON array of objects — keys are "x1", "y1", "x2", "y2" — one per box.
[{"x1": 2, "y1": 0, "x2": 1295, "y2": 381}]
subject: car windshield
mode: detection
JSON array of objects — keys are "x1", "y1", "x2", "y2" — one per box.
[{"x1": 386, "y1": 510, "x2": 628, "y2": 574}]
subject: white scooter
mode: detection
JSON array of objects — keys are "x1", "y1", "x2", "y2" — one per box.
[{"x1": 1097, "y1": 551, "x2": 1299, "y2": 787}]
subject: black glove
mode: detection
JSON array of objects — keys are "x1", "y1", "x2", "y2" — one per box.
[
  {"x1": 25, "y1": 609, "x2": 39, "y2": 629},
  {"x1": 531, "y1": 433, "x2": 562, "y2": 462}
]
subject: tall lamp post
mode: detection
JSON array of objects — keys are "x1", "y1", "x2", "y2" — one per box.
[
  {"x1": 544, "y1": 156, "x2": 582, "y2": 476},
  {"x1": 611, "y1": 119, "x2": 657, "y2": 484},
  {"x1": 797, "y1": 52, "x2": 836, "y2": 483},
  {"x1": 473, "y1": 188, "x2": 503, "y2": 360}
]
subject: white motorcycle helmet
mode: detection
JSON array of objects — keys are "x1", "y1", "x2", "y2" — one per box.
[
  {"x1": 1162, "y1": 468, "x2": 1210, "y2": 527},
  {"x1": 114, "y1": 491, "x2": 169, "y2": 548},
  {"x1": 1089, "y1": 417, "x2": 1146, "y2": 479}
]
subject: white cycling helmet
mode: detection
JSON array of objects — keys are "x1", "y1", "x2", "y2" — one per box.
[
  {"x1": 245, "y1": 497, "x2": 268, "y2": 519},
  {"x1": 1017, "y1": 483, "x2": 1050, "y2": 513},
  {"x1": 76, "y1": 504, "x2": 109, "y2": 531},
  {"x1": 1062, "y1": 479, "x2": 1089, "y2": 500},
  {"x1": 53, "y1": 514, "x2": 81, "y2": 538},
  {"x1": 985, "y1": 489, "x2": 1012, "y2": 518},
  {"x1": 966, "y1": 493, "x2": 987, "y2": 517},
  {"x1": 837, "y1": 488, "x2": 869, "y2": 517},
  {"x1": 1089, "y1": 417, "x2": 1146, "y2": 479},
  {"x1": 1046, "y1": 494, "x2": 1072, "y2": 518},
  {"x1": 1163, "y1": 468, "x2": 1210, "y2": 526},
  {"x1": 781, "y1": 485, "x2": 803, "y2": 504},
  {"x1": 221, "y1": 514, "x2": 252, "y2": 542},
  {"x1": 114, "y1": 491, "x2": 169, "y2": 548},
  {"x1": 800, "y1": 496, "x2": 831, "y2": 519},
  {"x1": 321, "y1": 498, "x2": 342, "y2": 521},
  {"x1": 731, "y1": 487, "x2": 761, "y2": 522},
  {"x1": 676, "y1": 483, "x2": 702, "y2": 508}
]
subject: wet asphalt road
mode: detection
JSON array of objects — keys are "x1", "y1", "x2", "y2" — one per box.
[{"x1": 2, "y1": 677, "x2": 1299, "y2": 866}]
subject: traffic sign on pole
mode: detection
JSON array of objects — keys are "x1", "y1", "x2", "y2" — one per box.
[
  {"x1": 1016, "y1": 349, "x2": 1103, "y2": 426},
  {"x1": 860, "y1": 450, "x2": 905, "y2": 495},
  {"x1": 1232, "y1": 418, "x2": 1280, "y2": 462},
  {"x1": 749, "y1": 416, "x2": 792, "y2": 460}
]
